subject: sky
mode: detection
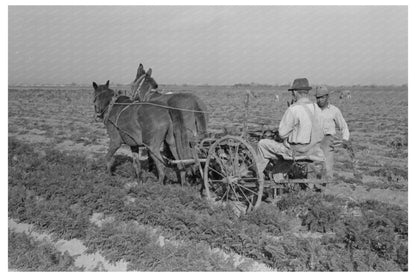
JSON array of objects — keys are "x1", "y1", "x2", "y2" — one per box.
[{"x1": 8, "y1": 5, "x2": 408, "y2": 86}]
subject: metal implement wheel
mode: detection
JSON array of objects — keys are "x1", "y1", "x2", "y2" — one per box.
[{"x1": 203, "y1": 135, "x2": 264, "y2": 211}]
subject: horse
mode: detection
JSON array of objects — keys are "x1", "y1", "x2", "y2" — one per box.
[
  {"x1": 92, "y1": 80, "x2": 191, "y2": 186},
  {"x1": 130, "y1": 63, "x2": 209, "y2": 144}
]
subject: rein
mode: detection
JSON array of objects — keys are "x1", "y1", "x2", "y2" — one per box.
[
  {"x1": 142, "y1": 89, "x2": 158, "y2": 102},
  {"x1": 103, "y1": 96, "x2": 118, "y2": 124},
  {"x1": 95, "y1": 104, "x2": 109, "y2": 120},
  {"x1": 132, "y1": 75, "x2": 163, "y2": 102},
  {"x1": 112, "y1": 101, "x2": 211, "y2": 114},
  {"x1": 132, "y1": 74, "x2": 146, "y2": 100},
  {"x1": 97, "y1": 93, "x2": 170, "y2": 165}
]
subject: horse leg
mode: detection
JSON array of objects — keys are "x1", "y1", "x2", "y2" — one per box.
[
  {"x1": 148, "y1": 147, "x2": 166, "y2": 185},
  {"x1": 131, "y1": 146, "x2": 143, "y2": 185},
  {"x1": 185, "y1": 115, "x2": 200, "y2": 175},
  {"x1": 165, "y1": 141, "x2": 186, "y2": 186},
  {"x1": 165, "y1": 124, "x2": 189, "y2": 187},
  {"x1": 106, "y1": 141, "x2": 121, "y2": 175},
  {"x1": 168, "y1": 143, "x2": 187, "y2": 187}
]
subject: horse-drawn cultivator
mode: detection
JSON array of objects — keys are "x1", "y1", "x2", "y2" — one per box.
[
  {"x1": 165, "y1": 91, "x2": 331, "y2": 212},
  {"x1": 94, "y1": 71, "x2": 335, "y2": 213},
  {"x1": 171, "y1": 128, "x2": 330, "y2": 212}
]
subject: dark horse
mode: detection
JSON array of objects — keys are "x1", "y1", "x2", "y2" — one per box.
[
  {"x1": 130, "y1": 63, "x2": 209, "y2": 144},
  {"x1": 92, "y1": 80, "x2": 191, "y2": 185}
]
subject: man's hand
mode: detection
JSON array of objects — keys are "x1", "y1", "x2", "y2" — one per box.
[
  {"x1": 341, "y1": 139, "x2": 353, "y2": 151},
  {"x1": 333, "y1": 138, "x2": 351, "y2": 148},
  {"x1": 262, "y1": 128, "x2": 281, "y2": 142}
]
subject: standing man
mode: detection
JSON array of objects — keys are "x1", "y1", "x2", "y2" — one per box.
[
  {"x1": 315, "y1": 85, "x2": 350, "y2": 179},
  {"x1": 257, "y1": 78, "x2": 325, "y2": 178}
]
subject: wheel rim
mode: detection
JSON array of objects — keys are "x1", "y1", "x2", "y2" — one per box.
[{"x1": 203, "y1": 135, "x2": 264, "y2": 211}]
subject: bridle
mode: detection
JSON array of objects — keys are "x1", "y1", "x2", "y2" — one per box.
[{"x1": 93, "y1": 90, "x2": 118, "y2": 123}]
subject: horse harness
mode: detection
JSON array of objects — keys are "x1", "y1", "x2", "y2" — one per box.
[
  {"x1": 132, "y1": 74, "x2": 158, "y2": 101},
  {"x1": 94, "y1": 90, "x2": 210, "y2": 165}
]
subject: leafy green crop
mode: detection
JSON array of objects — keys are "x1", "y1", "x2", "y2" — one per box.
[
  {"x1": 8, "y1": 138, "x2": 408, "y2": 271},
  {"x1": 8, "y1": 230, "x2": 83, "y2": 271}
]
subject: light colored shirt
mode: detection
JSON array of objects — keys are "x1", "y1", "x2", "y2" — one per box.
[
  {"x1": 279, "y1": 98, "x2": 324, "y2": 144},
  {"x1": 320, "y1": 104, "x2": 350, "y2": 140}
]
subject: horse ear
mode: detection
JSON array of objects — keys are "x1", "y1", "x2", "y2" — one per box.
[
  {"x1": 93, "y1": 82, "x2": 98, "y2": 90},
  {"x1": 135, "y1": 63, "x2": 145, "y2": 80},
  {"x1": 105, "y1": 80, "x2": 110, "y2": 87},
  {"x1": 138, "y1": 64, "x2": 144, "y2": 74},
  {"x1": 146, "y1": 68, "x2": 152, "y2": 77}
]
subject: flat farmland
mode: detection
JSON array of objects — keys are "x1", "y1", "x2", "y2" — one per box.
[{"x1": 8, "y1": 85, "x2": 408, "y2": 271}]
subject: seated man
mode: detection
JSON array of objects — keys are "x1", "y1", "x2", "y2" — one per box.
[{"x1": 257, "y1": 78, "x2": 326, "y2": 179}]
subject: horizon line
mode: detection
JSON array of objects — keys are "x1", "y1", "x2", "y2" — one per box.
[{"x1": 8, "y1": 82, "x2": 409, "y2": 87}]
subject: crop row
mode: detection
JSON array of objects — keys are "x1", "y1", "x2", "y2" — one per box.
[
  {"x1": 8, "y1": 138, "x2": 407, "y2": 271},
  {"x1": 8, "y1": 230, "x2": 82, "y2": 271}
]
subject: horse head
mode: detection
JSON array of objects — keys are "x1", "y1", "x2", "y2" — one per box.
[
  {"x1": 132, "y1": 68, "x2": 159, "y2": 101},
  {"x1": 92, "y1": 80, "x2": 115, "y2": 119}
]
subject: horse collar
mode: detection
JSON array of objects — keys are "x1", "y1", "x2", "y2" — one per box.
[{"x1": 132, "y1": 74, "x2": 146, "y2": 100}]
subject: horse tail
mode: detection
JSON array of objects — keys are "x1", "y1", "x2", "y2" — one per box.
[
  {"x1": 169, "y1": 108, "x2": 192, "y2": 161},
  {"x1": 193, "y1": 97, "x2": 208, "y2": 140}
]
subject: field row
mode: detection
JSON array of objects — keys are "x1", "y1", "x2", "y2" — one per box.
[{"x1": 8, "y1": 138, "x2": 408, "y2": 271}]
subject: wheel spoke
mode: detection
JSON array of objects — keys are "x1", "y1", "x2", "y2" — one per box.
[
  {"x1": 235, "y1": 183, "x2": 252, "y2": 204},
  {"x1": 220, "y1": 187, "x2": 228, "y2": 201},
  {"x1": 223, "y1": 145, "x2": 234, "y2": 176},
  {"x1": 240, "y1": 151, "x2": 250, "y2": 162},
  {"x1": 209, "y1": 180, "x2": 225, "y2": 195},
  {"x1": 241, "y1": 152, "x2": 256, "y2": 168},
  {"x1": 234, "y1": 143, "x2": 240, "y2": 171},
  {"x1": 210, "y1": 179, "x2": 227, "y2": 184},
  {"x1": 237, "y1": 183, "x2": 259, "y2": 195},
  {"x1": 245, "y1": 161, "x2": 257, "y2": 171},
  {"x1": 213, "y1": 152, "x2": 229, "y2": 176},
  {"x1": 229, "y1": 182, "x2": 240, "y2": 201},
  {"x1": 227, "y1": 144, "x2": 237, "y2": 176},
  {"x1": 208, "y1": 166, "x2": 227, "y2": 178}
]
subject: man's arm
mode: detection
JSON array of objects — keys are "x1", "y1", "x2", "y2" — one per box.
[
  {"x1": 278, "y1": 108, "x2": 296, "y2": 139},
  {"x1": 334, "y1": 107, "x2": 350, "y2": 141}
]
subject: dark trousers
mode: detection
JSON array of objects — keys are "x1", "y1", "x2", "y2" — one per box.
[{"x1": 320, "y1": 135, "x2": 335, "y2": 179}]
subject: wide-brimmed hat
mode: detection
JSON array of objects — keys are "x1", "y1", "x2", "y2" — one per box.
[
  {"x1": 315, "y1": 85, "x2": 329, "y2": 97},
  {"x1": 288, "y1": 78, "x2": 312, "y2": 91}
]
